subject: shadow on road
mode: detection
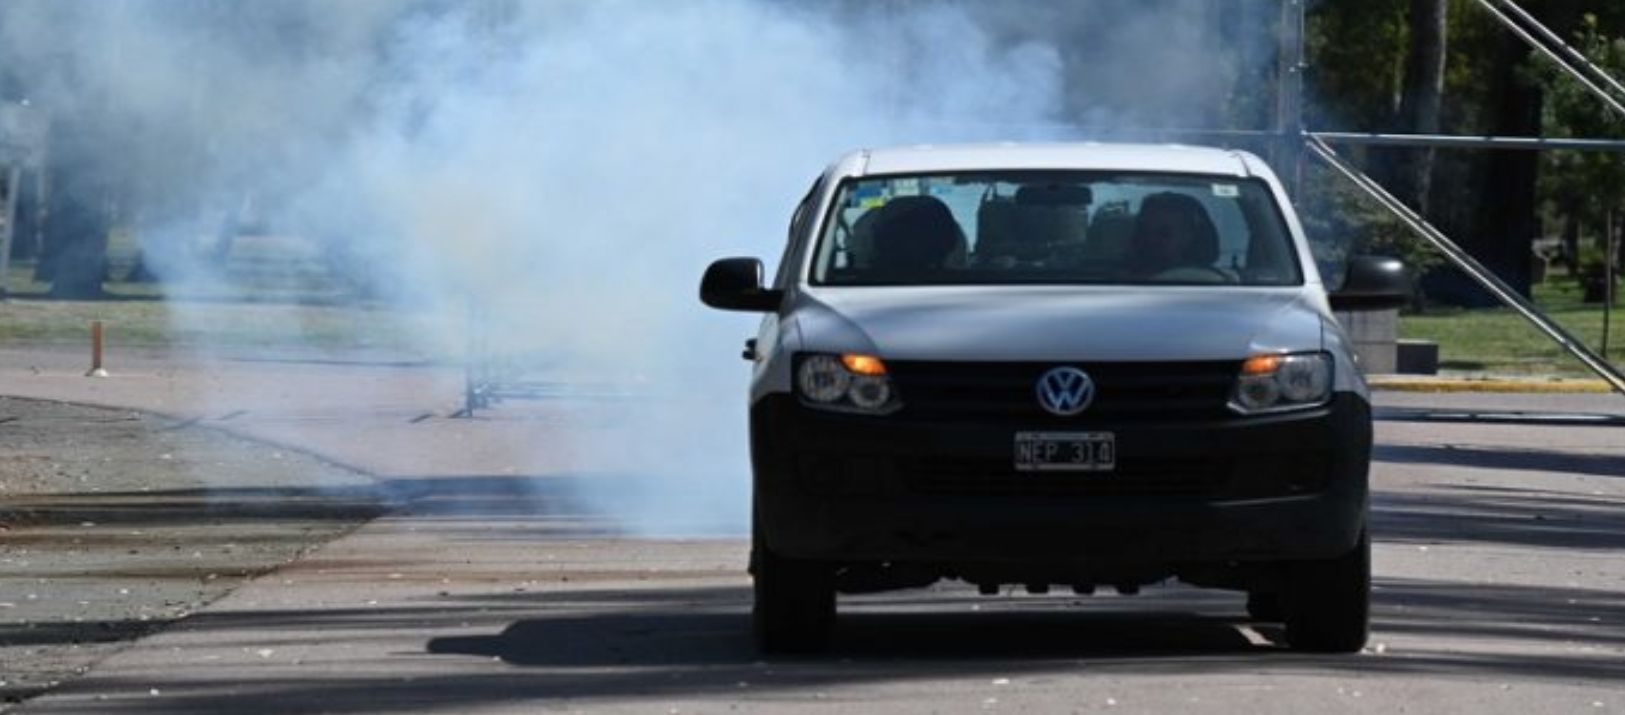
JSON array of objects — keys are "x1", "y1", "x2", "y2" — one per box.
[
  {"x1": 1374, "y1": 485, "x2": 1625, "y2": 550},
  {"x1": 1376, "y1": 443, "x2": 1625, "y2": 479},
  {"x1": 427, "y1": 603, "x2": 1259, "y2": 666},
  {"x1": 1, "y1": 485, "x2": 384, "y2": 530},
  {"x1": 1375, "y1": 407, "x2": 1625, "y2": 428},
  {"x1": 46, "y1": 574, "x2": 1624, "y2": 714}
]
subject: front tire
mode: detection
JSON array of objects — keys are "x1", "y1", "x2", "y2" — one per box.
[
  {"x1": 752, "y1": 534, "x2": 835, "y2": 654},
  {"x1": 1283, "y1": 530, "x2": 1370, "y2": 653}
]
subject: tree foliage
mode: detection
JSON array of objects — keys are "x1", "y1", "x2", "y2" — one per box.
[
  {"x1": 1538, "y1": 13, "x2": 1625, "y2": 255},
  {"x1": 1305, "y1": 0, "x2": 1623, "y2": 304}
]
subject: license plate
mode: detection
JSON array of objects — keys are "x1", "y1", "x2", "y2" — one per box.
[{"x1": 1014, "y1": 431, "x2": 1116, "y2": 472}]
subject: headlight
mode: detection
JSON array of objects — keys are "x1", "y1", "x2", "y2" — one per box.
[
  {"x1": 796, "y1": 353, "x2": 901, "y2": 413},
  {"x1": 1229, "y1": 352, "x2": 1332, "y2": 414},
  {"x1": 797, "y1": 355, "x2": 852, "y2": 403}
]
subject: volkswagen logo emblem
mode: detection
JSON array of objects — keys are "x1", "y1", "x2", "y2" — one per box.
[{"x1": 1036, "y1": 366, "x2": 1095, "y2": 416}]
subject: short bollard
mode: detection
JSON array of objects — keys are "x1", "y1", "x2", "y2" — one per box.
[{"x1": 86, "y1": 320, "x2": 108, "y2": 378}]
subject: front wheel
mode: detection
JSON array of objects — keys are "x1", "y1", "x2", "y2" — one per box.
[
  {"x1": 752, "y1": 536, "x2": 835, "y2": 654},
  {"x1": 1283, "y1": 530, "x2": 1370, "y2": 653}
]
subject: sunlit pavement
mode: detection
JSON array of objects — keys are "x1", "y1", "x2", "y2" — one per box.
[{"x1": 4, "y1": 346, "x2": 1625, "y2": 713}]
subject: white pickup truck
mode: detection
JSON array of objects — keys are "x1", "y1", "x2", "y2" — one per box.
[{"x1": 701, "y1": 142, "x2": 1409, "y2": 654}]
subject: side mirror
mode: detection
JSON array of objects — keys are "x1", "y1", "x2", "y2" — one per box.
[
  {"x1": 1329, "y1": 256, "x2": 1410, "y2": 312},
  {"x1": 700, "y1": 257, "x2": 784, "y2": 312}
]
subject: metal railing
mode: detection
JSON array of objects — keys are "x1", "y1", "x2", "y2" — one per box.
[{"x1": 1308, "y1": 135, "x2": 1625, "y2": 393}]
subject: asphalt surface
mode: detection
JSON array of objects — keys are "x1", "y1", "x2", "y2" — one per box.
[
  {"x1": 2, "y1": 345, "x2": 1623, "y2": 713},
  {"x1": 0, "y1": 397, "x2": 382, "y2": 707}
]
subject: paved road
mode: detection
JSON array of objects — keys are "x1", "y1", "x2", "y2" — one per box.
[
  {"x1": 3, "y1": 347, "x2": 1623, "y2": 713},
  {"x1": 0, "y1": 398, "x2": 379, "y2": 705}
]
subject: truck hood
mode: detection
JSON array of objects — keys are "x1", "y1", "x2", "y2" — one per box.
[{"x1": 792, "y1": 285, "x2": 1323, "y2": 362}]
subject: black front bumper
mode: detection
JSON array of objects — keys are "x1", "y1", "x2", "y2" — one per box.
[{"x1": 751, "y1": 392, "x2": 1370, "y2": 568}]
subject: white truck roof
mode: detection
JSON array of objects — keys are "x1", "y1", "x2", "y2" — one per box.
[{"x1": 842, "y1": 142, "x2": 1263, "y2": 178}]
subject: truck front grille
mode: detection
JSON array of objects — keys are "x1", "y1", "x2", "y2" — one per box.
[{"x1": 887, "y1": 360, "x2": 1239, "y2": 422}]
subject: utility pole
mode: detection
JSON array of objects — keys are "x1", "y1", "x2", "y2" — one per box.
[{"x1": 1274, "y1": 0, "x2": 1307, "y2": 201}]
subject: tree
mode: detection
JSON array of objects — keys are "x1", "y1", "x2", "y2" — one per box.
[
  {"x1": 1450, "y1": 0, "x2": 1587, "y2": 304},
  {"x1": 31, "y1": 108, "x2": 115, "y2": 299},
  {"x1": 1305, "y1": 0, "x2": 1410, "y2": 135},
  {"x1": 1457, "y1": 30, "x2": 1545, "y2": 303},
  {"x1": 1538, "y1": 12, "x2": 1625, "y2": 302},
  {"x1": 1391, "y1": 0, "x2": 1449, "y2": 214},
  {"x1": 36, "y1": 165, "x2": 110, "y2": 299},
  {"x1": 1305, "y1": 0, "x2": 1447, "y2": 288}
]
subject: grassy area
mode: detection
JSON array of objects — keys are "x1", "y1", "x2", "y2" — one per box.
[
  {"x1": 5, "y1": 263, "x2": 163, "y2": 300},
  {"x1": 2, "y1": 263, "x2": 447, "y2": 357},
  {"x1": 1400, "y1": 277, "x2": 1623, "y2": 376},
  {"x1": 0, "y1": 297, "x2": 442, "y2": 354}
]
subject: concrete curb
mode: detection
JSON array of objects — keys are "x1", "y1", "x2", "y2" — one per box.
[{"x1": 1369, "y1": 375, "x2": 1615, "y2": 394}]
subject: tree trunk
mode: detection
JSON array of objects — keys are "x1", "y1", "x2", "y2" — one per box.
[
  {"x1": 32, "y1": 109, "x2": 116, "y2": 299},
  {"x1": 1455, "y1": 32, "x2": 1543, "y2": 304},
  {"x1": 13, "y1": 169, "x2": 44, "y2": 260},
  {"x1": 1392, "y1": 0, "x2": 1448, "y2": 213},
  {"x1": 37, "y1": 168, "x2": 109, "y2": 299}
]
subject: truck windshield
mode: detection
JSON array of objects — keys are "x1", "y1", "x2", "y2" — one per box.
[{"x1": 810, "y1": 171, "x2": 1303, "y2": 287}]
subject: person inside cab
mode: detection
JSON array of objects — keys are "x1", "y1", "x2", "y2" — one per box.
[{"x1": 1128, "y1": 191, "x2": 1229, "y2": 282}]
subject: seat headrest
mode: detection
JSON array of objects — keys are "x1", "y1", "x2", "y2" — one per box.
[
  {"x1": 870, "y1": 196, "x2": 962, "y2": 273},
  {"x1": 1133, "y1": 192, "x2": 1219, "y2": 265}
]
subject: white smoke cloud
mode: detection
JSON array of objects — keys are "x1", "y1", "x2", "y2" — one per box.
[{"x1": 0, "y1": 0, "x2": 1254, "y2": 534}]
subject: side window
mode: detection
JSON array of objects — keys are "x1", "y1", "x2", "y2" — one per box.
[{"x1": 773, "y1": 176, "x2": 823, "y2": 289}]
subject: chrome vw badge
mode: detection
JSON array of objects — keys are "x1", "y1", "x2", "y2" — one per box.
[{"x1": 1036, "y1": 366, "x2": 1095, "y2": 416}]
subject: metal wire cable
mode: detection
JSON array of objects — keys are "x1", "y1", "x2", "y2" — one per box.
[{"x1": 1471, "y1": 0, "x2": 1625, "y2": 121}]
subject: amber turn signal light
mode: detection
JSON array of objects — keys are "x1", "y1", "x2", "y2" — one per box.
[
  {"x1": 841, "y1": 353, "x2": 888, "y2": 376},
  {"x1": 1241, "y1": 354, "x2": 1284, "y2": 375}
]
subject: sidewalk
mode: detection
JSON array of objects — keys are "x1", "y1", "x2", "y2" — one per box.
[{"x1": 1369, "y1": 373, "x2": 1618, "y2": 394}]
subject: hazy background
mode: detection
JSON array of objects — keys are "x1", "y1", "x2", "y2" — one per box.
[{"x1": 0, "y1": 0, "x2": 1276, "y2": 533}]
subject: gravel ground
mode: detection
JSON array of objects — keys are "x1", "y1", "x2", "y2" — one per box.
[{"x1": 0, "y1": 397, "x2": 383, "y2": 709}]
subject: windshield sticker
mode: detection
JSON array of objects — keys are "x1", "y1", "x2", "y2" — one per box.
[
  {"x1": 892, "y1": 178, "x2": 921, "y2": 197},
  {"x1": 1211, "y1": 183, "x2": 1240, "y2": 198},
  {"x1": 852, "y1": 183, "x2": 888, "y2": 209}
]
